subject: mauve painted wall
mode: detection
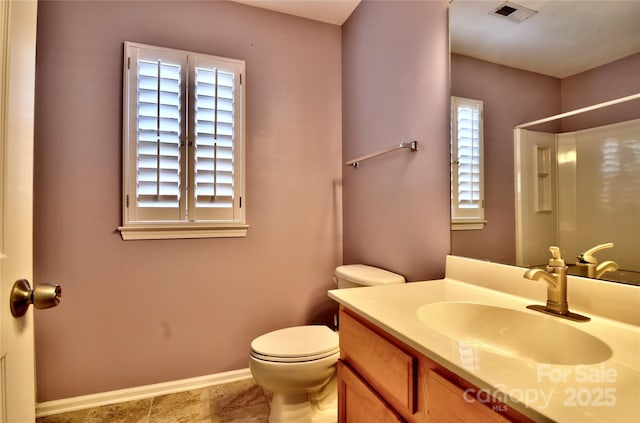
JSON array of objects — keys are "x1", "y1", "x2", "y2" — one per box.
[
  {"x1": 561, "y1": 52, "x2": 640, "y2": 132},
  {"x1": 33, "y1": 1, "x2": 342, "y2": 401},
  {"x1": 450, "y1": 54, "x2": 561, "y2": 264},
  {"x1": 341, "y1": 0, "x2": 451, "y2": 282}
]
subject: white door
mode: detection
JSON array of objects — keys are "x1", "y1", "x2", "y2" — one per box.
[{"x1": 0, "y1": 1, "x2": 38, "y2": 422}]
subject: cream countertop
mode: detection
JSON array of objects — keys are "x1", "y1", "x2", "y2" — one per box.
[{"x1": 328, "y1": 256, "x2": 640, "y2": 423}]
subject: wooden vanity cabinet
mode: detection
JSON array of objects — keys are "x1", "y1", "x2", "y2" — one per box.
[{"x1": 337, "y1": 308, "x2": 533, "y2": 423}]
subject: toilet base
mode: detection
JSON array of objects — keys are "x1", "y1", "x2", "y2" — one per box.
[{"x1": 268, "y1": 374, "x2": 337, "y2": 423}]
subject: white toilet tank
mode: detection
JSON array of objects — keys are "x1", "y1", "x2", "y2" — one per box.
[{"x1": 335, "y1": 264, "x2": 405, "y2": 289}]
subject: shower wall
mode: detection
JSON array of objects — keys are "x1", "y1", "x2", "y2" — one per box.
[
  {"x1": 518, "y1": 119, "x2": 640, "y2": 271},
  {"x1": 559, "y1": 119, "x2": 640, "y2": 271}
]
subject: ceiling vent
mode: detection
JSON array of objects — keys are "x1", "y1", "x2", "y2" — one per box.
[{"x1": 490, "y1": 1, "x2": 538, "y2": 23}]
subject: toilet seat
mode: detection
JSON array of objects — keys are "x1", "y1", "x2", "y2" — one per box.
[
  {"x1": 251, "y1": 349, "x2": 339, "y2": 363},
  {"x1": 250, "y1": 325, "x2": 339, "y2": 363}
]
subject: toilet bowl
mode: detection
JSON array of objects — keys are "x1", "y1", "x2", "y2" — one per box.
[
  {"x1": 250, "y1": 326, "x2": 339, "y2": 423},
  {"x1": 249, "y1": 265, "x2": 405, "y2": 423}
]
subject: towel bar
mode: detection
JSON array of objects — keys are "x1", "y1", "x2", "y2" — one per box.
[{"x1": 345, "y1": 140, "x2": 418, "y2": 168}]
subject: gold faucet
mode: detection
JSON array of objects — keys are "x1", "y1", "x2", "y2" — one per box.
[
  {"x1": 523, "y1": 246, "x2": 590, "y2": 322},
  {"x1": 594, "y1": 261, "x2": 620, "y2": 279},
  {"x1": 577, "y1": 243, "x2": 619, "y2": 278}
]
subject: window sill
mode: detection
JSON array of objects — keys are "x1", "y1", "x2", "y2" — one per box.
[
  {"x1": 118, "y1": 222, "x2": 249, "y2": 240},
  {"x1": 451, "y1": 220, "x2": 487, "y2": 231}
]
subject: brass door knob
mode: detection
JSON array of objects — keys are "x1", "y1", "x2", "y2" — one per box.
[{"x1": 10, "y1": 279, "x2": 61, "y2": 317}]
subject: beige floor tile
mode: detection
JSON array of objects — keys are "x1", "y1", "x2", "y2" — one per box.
[
  {"x1": 262, "y1": 389, "x2": 273, "y2": 407},
  {"x1": 149, "y1": 388, "x2": 211, "y2": 423},
  {"x1": 212, "y1": 403, "x2": 270, "y2": 423},
  {"x1": 36, "y1": 408, "x2": 90, "y2": 423},
  {"x1": 84, "y1": 398, "x2": 152, "y2": 423},
  {"x1": 209, "y1": 379, "x2": 268, "y2": 415},
  {"x1": 209, "y1": 379, "x2": 270, "y2": 423},
  {"x1": 38, "y1": 379, "x2": 272, "y2": 423}
]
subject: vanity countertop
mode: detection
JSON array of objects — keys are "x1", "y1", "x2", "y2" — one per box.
[{"x1": 328, "y1": 257, "x2": 640, "y2": 423}]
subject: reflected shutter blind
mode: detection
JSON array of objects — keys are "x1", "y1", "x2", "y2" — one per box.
[
  {"x1": 136, "y1": 60, "x2": 182, "y2": 208},
  {"x1": 451, "y1": 97, "x2": 484, "y2": 226},
  {"x1": 455, "y1": 102, "x2": 481, "y2": 208}
]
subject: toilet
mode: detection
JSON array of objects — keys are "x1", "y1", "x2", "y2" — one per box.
[{"x1": 249, "y1": 264, "x2": 405, "y2": 423}]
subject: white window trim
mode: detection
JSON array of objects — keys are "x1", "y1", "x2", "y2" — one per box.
[
  {"x1": 119, "y1": 42, "x2": 247, "y2": 240},
  {"x1": 451, "y1": 96, "x2": 486, "y2": 231},
  {"x1": 118, "y1": 222, "x2": 249, "y2": 240}
]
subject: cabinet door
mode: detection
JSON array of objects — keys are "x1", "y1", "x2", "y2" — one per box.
[
  {"x1": 338, "y1": 360, "x2": 405, "y2": 423},
  {"x1": 339, "y1": 310, "x2": 416, "y2": 414},
  {"x1": 428, "y1": 371, "x2": 512, "y2": 423}
]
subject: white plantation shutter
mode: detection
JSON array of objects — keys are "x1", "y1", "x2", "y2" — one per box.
[
  {"x1": 137, "y1": 59, "x2": 182, "y2": 208},
  {"x1": 451, "y1": 96, "x2": 485, "y2": 229},
  {"x1": 455, "y1": 102, "x2": 481, "y2": 207},
  {"x1": 125, "y1": 45, "x2": 187, "y2": 222},
  {"x1": 121, "y1": 42, "x2": 246, "y2": 239},
  {"x1": 188, "y1": 56, "x2": 243, "y2": 221}
]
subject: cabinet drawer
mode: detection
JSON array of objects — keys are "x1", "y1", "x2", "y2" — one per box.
[
  {"x1": 338, "y1": 360, "x2": 404, "y2": 423},
  {"x1": 428, "y1": 370, "x2": 511, "y2": 423},
  {"x1": 339, "y1": 310, "x2": 416, "y2": 414}
]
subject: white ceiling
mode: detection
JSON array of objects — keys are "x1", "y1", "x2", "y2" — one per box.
[
  {"x1": 230, "y1": 0, "x2": 361, "y2": 25},
  {"x1": 451, "y1": 0, "x2": 640, "y2": 78},
  {"x1": 232, "y1": 0, "x2": 640, "y2": 79}
]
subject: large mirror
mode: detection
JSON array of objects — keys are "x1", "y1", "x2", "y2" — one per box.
[{"x1": 449, "y1": 0, "x2": 640, "y2": 285}]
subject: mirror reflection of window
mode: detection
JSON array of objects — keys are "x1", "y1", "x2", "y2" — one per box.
[{"x1": 451, "y1": 96, "x2": 485, "y2": 230}]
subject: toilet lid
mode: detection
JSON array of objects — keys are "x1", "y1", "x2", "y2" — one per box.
[{"x1": 251, "y1": 326, "x2": 339, "y2": 361}]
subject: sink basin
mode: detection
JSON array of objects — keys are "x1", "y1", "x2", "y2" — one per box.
[{"x1": 417, "y1": 302, "x2": 612, "y2": 365}]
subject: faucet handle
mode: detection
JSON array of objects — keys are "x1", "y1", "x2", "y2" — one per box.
[
  {"x1": 548, "y1": 246, "x2": 566, "y2": 268},
  {"x1": 578, "y1": 243, "x2": 614, "y2": 264}
]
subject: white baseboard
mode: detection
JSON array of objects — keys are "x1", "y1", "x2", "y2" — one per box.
[{"x1": 36, "y1": 368, "x2": 252, "y2": 417}]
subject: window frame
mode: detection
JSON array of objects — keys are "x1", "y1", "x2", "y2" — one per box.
[
  {"x1": 119, "y1": 41, "x2": 247, "y2": 240},
  {"x1": 451, "y1": 96, "x2": 486, "y2": 231}
]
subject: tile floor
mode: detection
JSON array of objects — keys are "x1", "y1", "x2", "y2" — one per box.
[{"x1": 36, "y1": 378, "x2": 272, "y2": 423}]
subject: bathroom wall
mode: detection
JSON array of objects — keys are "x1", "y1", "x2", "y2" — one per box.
[
  {"x1": 33, "y1": 1, "x2": 342, "y2": 401},
  {"x1": 561, "y1": 52, "x2": 640, "y2": 132},
  {"x1": 341, "y1": 0, "x2": 451, "y2": 282},
  {"x1": 450, "y1": 54, "x2": 561, "y2": 265}
]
